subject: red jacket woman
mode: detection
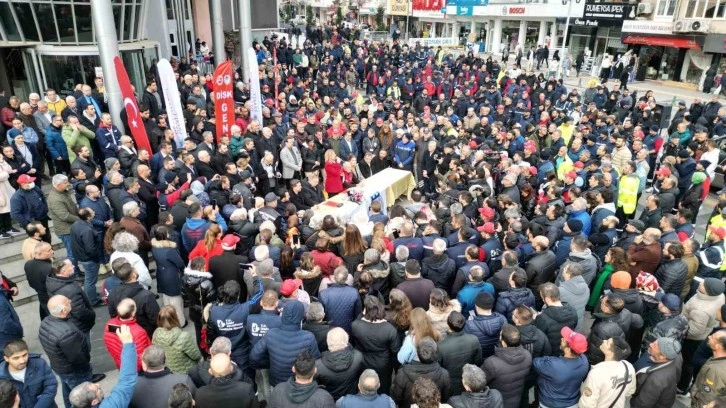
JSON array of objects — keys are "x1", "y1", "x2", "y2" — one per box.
[
  {"x1": 188, "y1": 224, "x2": 224, "y2": 270},
  {"x1": 324, "y1": 150, "x2": 344, "y2": 195}
]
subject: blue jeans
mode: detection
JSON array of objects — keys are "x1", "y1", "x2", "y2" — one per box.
[
  {"x1": 58, "y1": 234, "x2": 79, "y2": 275},
  {"x1": 80, "y1": 261, "x2": 100, "y2": 305},
  {"x1": 59, "y1": 369, "x2": 92, "y2": 408}
]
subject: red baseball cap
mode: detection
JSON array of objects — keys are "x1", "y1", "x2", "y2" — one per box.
[
  {"x1": 655, "y1": 168, "x2": 672, "y2": 177},
  {"x1": 477, "y1": 222, "x2": 496, "y2": 234},
  {"x1": 280, "y1": 279, "x2": 302, "y2": 296},
  {"x1": 528, "y1": 167, "x2": 538, "y2": 176},
  {"x1": 221, "y1": 234, "x2": 240, "y2": 248},
  {"x1": 573, "y1": 161, "x2": 585, "y2": 169},
  {"x1": 565, "y1": 171, "x2": 578, "y2": 180},
  {"x1": 561, "y1": 327, "x2": 588, "y2": 354},
  {"x1": 17, "y1": 174, "x2": 36, "y2": 185},
  {"x1": 478, "y1": 207, "x2": 495, "y2": 220},
  {"x1": 709, "y1": 226, "x2": 726, "y2": 240}
]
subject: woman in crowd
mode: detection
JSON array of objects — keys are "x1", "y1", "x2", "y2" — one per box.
[
  {"x1": 151, "y1": 226, "x2": 186, "y2": 327},
  {"x1": 152, "y1": 305, "x2": 201, "y2": 373},
  {"x1": 188, "y1": 224, "x2": 223, "y2": 270}
]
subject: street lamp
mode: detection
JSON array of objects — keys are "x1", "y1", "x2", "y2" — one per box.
[{"x1": 560, "y1": 0, "x2": 581, "y2": 78}]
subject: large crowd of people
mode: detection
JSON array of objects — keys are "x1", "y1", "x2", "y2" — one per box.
[{"x1": 1, "y1": 25, "x2": 726, "y2": 408}]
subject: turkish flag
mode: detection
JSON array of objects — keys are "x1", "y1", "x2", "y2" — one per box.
[
  {"x1": 213, "y1": 61, "x2": 234, "y2": 144},
  {"x1": 113, "y1": 57, "x2": 152, "y2": 154}
]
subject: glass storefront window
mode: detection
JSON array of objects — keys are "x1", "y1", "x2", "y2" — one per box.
[
  {"x1": 124, "y1": 4, "x2": 134, "y2": 41},
  {"x1": 113, "y1": 5, "x2": 123, "y2": 41},
  {"x1": 75, "y1": 4, "x2": 93, "y2": 43},
  {"x1": 41, "y1": 55, "x2": 83, "y2": 97},
  {"x1": 0, "y1": 3, "x2": 21, "y2": 41},
  {"x1": 79, "y1": 55, "x2": 102, "y2": 85},
  {"x1": 13, "y1": 3, "x2": 40, "y2": 41},
  {"x1": 55, "y1": 4, "x2": 76, "y2": 43},
  {"x1": 34, "y1": 3, "x2": 59, "y2": 43}
]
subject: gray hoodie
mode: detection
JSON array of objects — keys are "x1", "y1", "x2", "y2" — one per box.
[{"x1": 558, "y1": 275, "x2": 590, "y2": 331}]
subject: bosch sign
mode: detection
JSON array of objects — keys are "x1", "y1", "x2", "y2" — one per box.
[{"x1": 502, "y1": 6, "x2": 526, "y2": 15}]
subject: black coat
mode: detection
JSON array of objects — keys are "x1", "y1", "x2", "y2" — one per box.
[
  {"x1": 208, "y1": 250, "x2": 247, "y2": 297},
  {"x1": 448, "y1": 389, "x2": 504, "y2": 408},
  {"x1": 390, "y1": 361, "x2": 451, "y2": 408},
  {"x1": 137, "y1": 177, "x2": 160, "y2": 227},
  {"x1": 24, "y1": 259, "x2": 52, "y2": 314},
  {"x1": 654, "y1": 258, "x2": 688, "y2": 296},
  {"x1": 631, "y1": 355, "x2": 682, "y2": 408},
  {"x1": 45, "y1": 275, "x2": 95, "y2": 332},
  {"x1": 151, "y1": 239, "x2": 186, "y2": 296},
  {"x1": 195, "y1": 376, "x2": 257, "y2": 408},
  {"x1": 314, "y1": 347, "x2": 365, "y2": 401},
  {"x1": 350, "y1": 319, "x2": 401, "y2": 394},
  {"x1": 38, "y1": 316, "x2": 90, "y2": 375},
  {"x1": 533, "y1": 305, "x2": 578, "y2": 355},
  {"x1": 421, "y1": 254, "x2": 457, "y2": 295},
  {"x1": 107, "y1": 282, "x2": 160, "y2": 338},
  {"x1": 301, "y1": 181, "x2": 324, "y2": 208},
  {"x1": 438, "y1": 331, "x2": 483, "y2": 396},
  {"x1": 70, "y1": 220, "x2": 100, "y2": 262},
  {"x1": 586, "y1": 309, "x2": 643, "y2": 365}
]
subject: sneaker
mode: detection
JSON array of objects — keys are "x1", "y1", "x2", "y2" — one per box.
[
  {"x1": 91, "y1": 374, "x2": 106, "y2": 383},
  {"x1": 0, "y1": 233, "x2": 11, "y2": 239},
  {"x1": 7, "y1": 228, "x2": 21, "y2": 234}
]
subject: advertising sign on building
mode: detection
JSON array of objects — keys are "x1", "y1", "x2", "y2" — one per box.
[
  {"x1": 389, "y1": 0, "x2": 409, "y2": 15},
  {"x1": 621, "y1": 20, "x2": 674, "y2": 34},
  {"x1": 582, "y1": 1, "x2": 629, "y2": 19}
]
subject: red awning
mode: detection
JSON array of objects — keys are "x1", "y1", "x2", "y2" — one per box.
[{"x1": 623, "y1": 35, "x2": 701, "y2": 50}]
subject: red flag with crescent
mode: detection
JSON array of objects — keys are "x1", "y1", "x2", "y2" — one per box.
[
  {"x1": 113, "y1": 56, "x2": 152, "y2": 154},
  {"x1": 213, "y1": 61, "x2": 234, "y2": 143}
]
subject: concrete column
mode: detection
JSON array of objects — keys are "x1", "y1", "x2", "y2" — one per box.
[
  {"x1": 469, "y1": 20, "x2": 477, "y2": 42},
  {"x1": 239, "y1": 0, "x2": 252, "y2": 82},
  {"x1": 490, "y1": 18, "x2": 502, "y2": 54},
  {"x1": 90, "y1": 0, "x2": 124, "y2": 133},
  {"x1": 518, "y1": 19, "x2": 526, "y2": 47},
  {"x1": 550, "y1": 20, "x2": 558, "y2": 50},
  {"x1": 538, "y1": 20, "x2": 547, "y2": 45},
  {"x1": 210, "y1": 0, "x2": 226, "y2": 61}
]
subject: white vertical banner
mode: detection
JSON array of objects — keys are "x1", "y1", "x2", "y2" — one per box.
[
  {"x1": 247, "y1": 47, "x2": 263, "y2": 124},
  {"x1": 157, "y1": 58, "x2": 186, "y2": 149}
]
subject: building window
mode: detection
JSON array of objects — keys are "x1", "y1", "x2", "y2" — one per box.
[
  {"x1": 13, "y1": 3, "x2": 41, "y2": 41},
  {"x1": 656, "y1": 0, "x2": 676, "y2": 16},
  {"x1": 0, "y1": 3, "x2": 21, "y2": 41},
  {"x1": 687, "y1": 0, "x2": 726, "y2": 19}
]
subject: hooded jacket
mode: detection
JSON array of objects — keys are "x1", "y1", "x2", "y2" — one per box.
[
  {"x1": 314, "y1": 346, "x2": 364, "y2": 400},
  {"x1": 683, "y1": 291, "x2": 725, "y2": 340},
  {"x1": 421, "y1": 254, "x2": 457, "y2": 294},
  {"x1": 630, "y1": 354, "x2": 682, "y2": 408},
  {"x1": 556, "y1": 249, "x2": 599, "y2": 286},
  {"x1": 0, "y1": 354, "x2": 57, "y2": 408},
  {"x1": 558, "y1": 276, "x2": 590, "y2": 331},
  {"x1": 152, "y1": 327, "x2": 202, "y2": 374},
  {"x1": 590, "y1": 202, "x2": 616, "y2": 232},
  {"x1": 360, "y1": 261, "x2": 391, "y2": 300},
  {"x1": 250, "y1": 300, "x2": 321, "y2": 386},
  {"x1": 495, "y1": 287, "x2": 535, "y2": 322},
  {"x1": 586, "y1": 309, "x2": 643, "y2": 365},
  {"x1": 534, "y1": 304, "x2": 579, "y2": 355},
  {"x1": 195, "y1": 374, "x2": 257, "y2": 408},
  {"x1": 107, "y1": 282, "x2": 159, "y2": 338},
  {"x1": 390, "y1": 360, "x2": 451, "y2": 408},
  {"x1": 483, "y1": 346, "x2": 532, "y2": 408},
  {"x1": 269, "y1": 377, "x2": 336, "y2": 408}
]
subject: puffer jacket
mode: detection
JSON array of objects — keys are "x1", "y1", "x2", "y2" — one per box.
[
  {"x1": 558, "y1": 276, "x2": 590, "y2": 331},
  {"x1": 556, "y1": 249, "x2": 599, "y2": 286},
  {"x1": 421, "y1": 254, "x2": 457, "y2": 295},
  {"x1": 314, "y1": 346, "x2": 365, "y2": 400},
  {"x1": 250, "y1": 300, "x2": 321, "y2": 386},
  {"x1": 518, "y1": 323, "x2": 552, "y2": 358},
  {"x1": 482, "y1": 346, "x2": 532, "y2": 408},
  {"x1": 103, "y1": 316, "x2": 150, "y2": 372},
  {"x1": 38, "y1": 316, "x2": 90, "y2": 375},
  {"x1": 426, "y1": 300, "x2": 461, "y2": 339},
  {"x1": 464, "y1": 312, "x2": 507, "y2": 358},
  {"x1": 359, "y1": 261, "x2": 391, "y2": 299},
  {"x1": 534, "y1": 304, "x2": 579, "y2": 355},
  {"x1": 495, "y1": 287, "x2": 535, "y2": 322},
  {"x1": 438, "y1": 331, "x2": 483, "y2": 396},
  {"x1": 152, "y1": 327, "x2": 202, "y2": 374},
  {"x1": 525, "y1": 250, "x2": 558, "y2": 300},
  {"x1": 587, "y1": 309, "x2": 643, "y2": 365},
  {"x1": 631, "y1": 355, "x2": 682, "y2": 408},
  {"x1": 654, "y1": 258, "x2": 688, "y2": 295},
  {"x1": 106, "y1": 282, "x2": 159, "y2": 338},
  {"x1": 0, "y1": 354, "x2": 57, "y2": 408},
  {"x1": 642, "y1": 312, "x2": 689, "y2": 352},
  {"x1": 45, "y1": 275, "x2": 95, "y2": 332},
  {"x1": 181, "y1": 268, "x2": 216, "y2": 315},
  {"x1": 319, "y1": 284, "x2": 362, "y2": 333},
  {"x1": 448, "y1": 389, "x2": 504, "y2": 408},
  {"x1": 612, "y1": 288, "x2": 644, "y2": 315},
  {"x1": 390, "y1": 361, "x2": 451, "y2": 408},
  {"x1": 683, "y1": 291, "x2": 725, "y2": 340}
]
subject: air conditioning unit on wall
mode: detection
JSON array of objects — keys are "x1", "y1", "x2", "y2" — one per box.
[
  {"x1": 674, "y1": 19, "x2": 710, "y2": 33},
  {"x1": 636, "y1": 2, "x2": 653, "y2": 15}
]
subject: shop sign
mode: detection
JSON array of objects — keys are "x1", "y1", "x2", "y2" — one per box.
[
  {"x1": 582, "y1": 1, "x2": 629, "y2": 20},
  {"x1": 572, "y1": 18, "x2": 600, "y2": 27},
  {"x1": 447, "y1": 0, "x2": 489, "y2": 6},
  {"x1": 413, "y1": 0, "x2": 446, "y2": 11},
  {"x1": 501, "y1": 6, "x2": 526, "y2": 15},
  {"x1": 407, "y1": 37, "x2": 459, "y2": 47},
  {"x1": 622, "y1": 20, "x2": 674, "y2": 34},
  {"x1": 389, "y1": 0, "x2": 408, "y2": 15},
  {"x1": 623, "y1": 35, "x2": 701, "y2": 49},
  {"x1": 457, "y1": 5, "x2": 474, "y2": 15},
  {"x1": 704, "y1": 34, "x2": 726, "y2": 53}
]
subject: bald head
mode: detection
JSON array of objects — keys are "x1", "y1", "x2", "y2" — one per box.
[
  {"x1": 643, "y1": 228, "x2": 662, "y2": 244},
  {"x1": 209, "y1": 353, "x2": 232, "y2": 377},
  {"x1": 48, "y1": 295, "x2": 71, "y2": 317},
  {"x1": 533, "y1": 236, "x2": 550, "y2": 251},
  {"x1": 116, "y1": 298, "x2": 136, "y2": 319}
]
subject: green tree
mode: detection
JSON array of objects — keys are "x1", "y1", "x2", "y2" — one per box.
[
  {"x1": 375, "y1": 6, "x2": 386, "y2": 31},
  {"x1": 335, "y1": 6, "x2": 344, "y2": 26},
  {"x1": 306, "y1": 4, "x2": 315, "y2": 26},
  {"x1": 282, "y1": 4, "x2": 293, "y2": 23}
]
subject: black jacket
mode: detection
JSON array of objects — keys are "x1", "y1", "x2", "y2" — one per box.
[
  {"x1": 45, "y1": 275, "x2": 95, "y2": 332},
  {"x1": 38, "y1": 316, "x2": 90, "y2": 375},
  {"x1": 208, "y1": 250, "x2": 247, "y2": 298},
  {"x1": 70, "y1": 220, "x2": 100, "y2": 262},
  {"x1": 482, "y1": 346, "x2": 531, "y2": 408},
  {"x1": 654, "y1": 258, "x2": 688, "y2": 296},
  {"x1": 631, "y1": 355, "x2": 682, "y2": 408},
  {"x1": 587, "y1": 309, "x2": 643, "y2": 365},
  {"x1": 269, "y1": 378, "x2": 335, "y2": 408},
  {"x1": 350, "y1": 319, "x2": 401, "y2": 394},
  {"x1": 448, "y1": 389, "x2": 504, "y2": 408},
  {"x1": 421, "y1": 254, "x2": 457, "y2": 295},
  {"x1": 24, "y1": 259, "x2": 52, "y2": 313},
  {"x1": 438, "y1": 331, "x2": 484, "y2": 396},
  {"x1": 518, "y1": 323, "x2": 552, "y2": 358},
  {"x1": 533, "y1": 305, "x2": 578, "y2": 355},
  {"x1": 301, "y1": 181, "x2": 324, "y2": 208},
  {"x1": 314, "y1": 347, "x2": 365, "y2": 400},
  {"x1": 525, "y1": 250, "x2": 558, "y2": 300},
  {"x1": 107, "y1": 282, "x2": 160, "y2": 338},
  {"x1": 390, "y1": 361, "x2": 451, "y2": 408},
  {"x1": 195, "y1": 375, "x2": 257, "y2": 408}
]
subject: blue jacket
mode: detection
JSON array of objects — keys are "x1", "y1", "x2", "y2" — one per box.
[
  {"x1": 495, "y1": 287, "x2": 535, "y2": 322},
  {"x1": 464, "y1": 312, "x2": 506, "y2": 358},
  {"x1": 181, "y1": 215, "x2": 227, "y2": 252},
  {"x1": 394, "y1": 140, "x2": 415, "y2": 168},
  {"x1": 0, "y1": 354, "x2": 57, "y2": 408},
  {"x1": 249, "y1": 300, "x2": 320, "y2": 386},
  {"x1": 568, "y1": 209, "x2": 592, "y2": 236},
  {"x1": 99, "y1": 343, "x2": 138, "y2": 408},
  {"x1": 207, "y1": 279, "x2": 263, "y2": 369},
  {"x1": 79, "y1": 196, "x2": 112, "y2": 233},
  {"x1": 338, "y1": 393, "x2": 395, "y2": 408},
  {"x1": 554, "y1": 235, "x2": 575, "y2": 266},
  {"x1": 533, "y1": 354, "x2": 589, "y2": 408},
  {"x1": 393, "y1": 237, "x2": 425, "y2": 261},
  {"x1": 339, "y1": 139, "x2": 359, "y2": 161},
  {"x1": 319, "y1": 284, "x2": 363, "y2": 333},
  {"x1": 10, "y1": 187, "x2": 49, "y2": 227},
  {"x1": 457, "y1": 282, "x2": 496, "y2": 316},
  {"x1": 95, "y1": 125, "x2": 122, "y2": 160},
  {"x1": 246, "y1": 310, "x2": 282, "y2": 348},
  {"x1": 45, "y1": 125, "x2": 69, "y2": 160}
]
